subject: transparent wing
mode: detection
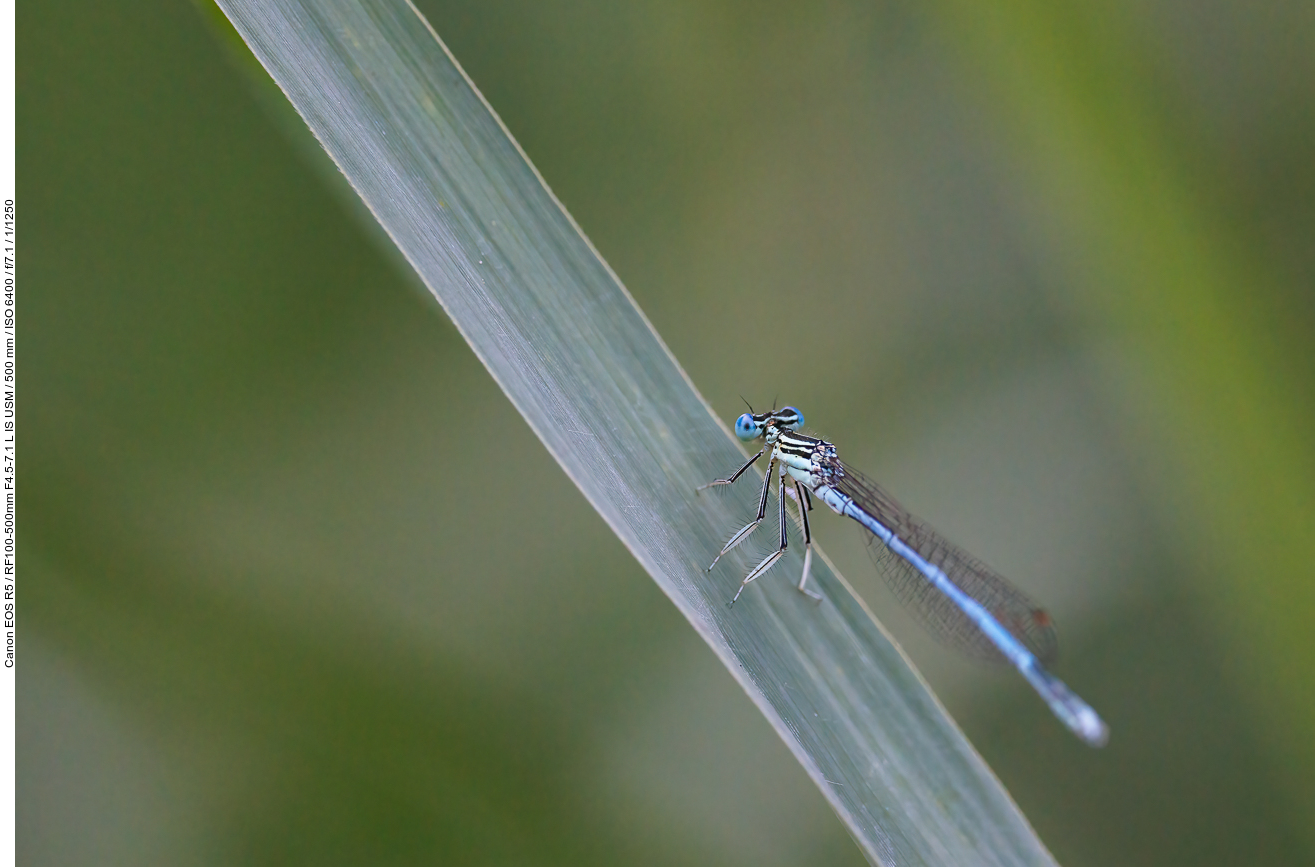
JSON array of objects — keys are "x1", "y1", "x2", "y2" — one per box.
[{"x1": 835, "y1": 462, "x2": 1059, "y2": 665}]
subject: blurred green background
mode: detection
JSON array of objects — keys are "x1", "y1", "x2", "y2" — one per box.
[{"x1": 20, "y1": 0, "x2": 1315, "y2": 864}]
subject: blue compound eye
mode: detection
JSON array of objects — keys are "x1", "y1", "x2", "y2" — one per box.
[
  {"x1": 734, "y1": 413, "x2": 760, "y2": 440},
  {"x1": 780, "y1": 407, "x2": 804, "y2": 430}
]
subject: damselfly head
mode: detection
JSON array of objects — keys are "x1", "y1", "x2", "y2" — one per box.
[{"x1": 733, "y1": 406, "x2": 805, "y2": 441}]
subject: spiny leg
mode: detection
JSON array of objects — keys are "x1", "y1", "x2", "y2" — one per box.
[
  {"x1": 731, "y1": 463, "x2": 791, "y2": 604},
  {"x1": 707, "y1": 456, "x2": 776, "y2": 572},
  {"x1": 696, "y1": 448, "x2": 764, "y2": 492},
  {"x1": 792, "y1": 479, "x2": 821, "y2": 601}
]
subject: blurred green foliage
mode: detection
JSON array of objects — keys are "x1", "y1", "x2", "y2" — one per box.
[{"x1": 20, "y1": 0, "x2": 1315, "y2": 865}]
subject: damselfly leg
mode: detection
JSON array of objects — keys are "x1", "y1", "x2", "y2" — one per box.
[
  {"x1": 695, "y1": 448, "x2": 764, "y2": 492},
  {"x1": 791, "y1": 478, "x2": 821, "y2": 601},
  {"x1": 703, "y1": 454, "x2": 774, "y2": 573},
  {"x1": 701, "y1": 455, "x2": 821, "y2": 604}
]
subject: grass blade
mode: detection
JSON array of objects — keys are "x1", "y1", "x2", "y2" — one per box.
[{"x1": 213, "y1": 0, "x2": 1059, "y2": 862}]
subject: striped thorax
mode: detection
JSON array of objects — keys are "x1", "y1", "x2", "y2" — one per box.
[{"x1": 774, "y1": 430, "x2": 842, "y2": 497}]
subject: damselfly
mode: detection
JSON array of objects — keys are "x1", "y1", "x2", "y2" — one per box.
[{"x1": 700, "y1": 406, "x2": 1108, "y2": 747}]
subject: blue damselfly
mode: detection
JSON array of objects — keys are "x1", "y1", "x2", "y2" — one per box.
[{"x1": 700, "y1": 406, "x2": 1108, "y2": 747}]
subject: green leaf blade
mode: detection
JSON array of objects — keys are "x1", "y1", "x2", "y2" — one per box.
[{"x1": 214, "y1": 1, "x2": 1058, "y2": 863}]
